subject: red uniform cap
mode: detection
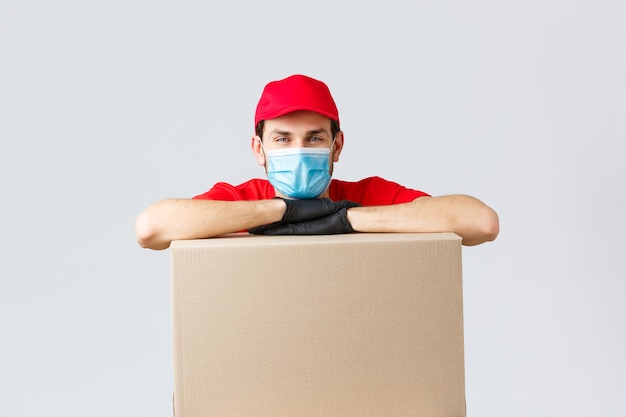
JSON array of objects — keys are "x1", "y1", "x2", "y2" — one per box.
[{"x1": 254, "y1": 74, "x2": 339, "y2": 127}]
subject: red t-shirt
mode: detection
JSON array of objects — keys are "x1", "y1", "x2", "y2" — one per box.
[{"x1": 193, "y1": 176, "x2": 429, "y2": 206}]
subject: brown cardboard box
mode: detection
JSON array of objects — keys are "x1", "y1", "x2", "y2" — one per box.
[{"x1": 170, "y1": 233, "x2": 465, "y2": 417}]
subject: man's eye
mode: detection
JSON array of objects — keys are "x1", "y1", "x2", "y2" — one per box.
[
  {"x1": 276, "y1": 137, "x2": 289, "y2": 142},
  {"x1": 309, "y1": 136, "x2": 323, "y2": 142}
]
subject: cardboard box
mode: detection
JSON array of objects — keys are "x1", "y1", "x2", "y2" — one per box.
[{"x1": 170, "y1": 233, "x2": 465, "y2": 417}]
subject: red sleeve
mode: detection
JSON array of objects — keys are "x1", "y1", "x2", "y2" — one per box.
[
  {"x1": 193, "y1": 179, "x2": 276, "y2": 201},
  {"x1": 329, "y1": 176, "x2": 429, "y2": 206}
]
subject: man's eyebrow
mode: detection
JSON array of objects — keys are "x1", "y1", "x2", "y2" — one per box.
[
  {"x1": 306, "y1": 128, "x2": 330, "y2": 136},
  {"x1": 268, "y1": 129, "x2": 293, "y2": 136},
  {"x1": 268, "y1": 128, "x2": 330, "y2": 136}
]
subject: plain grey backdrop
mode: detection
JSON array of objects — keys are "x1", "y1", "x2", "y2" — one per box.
[{"x1": 1, "y1": 0, "x2": 624, "y2": 416}]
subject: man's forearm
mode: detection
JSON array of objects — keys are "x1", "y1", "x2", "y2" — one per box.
[
  {"x1": 346, "y1": 195, "x2": 499, "y2": 246},
  {"x1": 135, "y1": 198, "x2": 285, "y2": 250}
]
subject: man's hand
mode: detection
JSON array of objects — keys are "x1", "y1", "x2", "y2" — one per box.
[
  {"x1": 281, "y1": 198, "x2": 360, "y2": 223},
  {"x1": 249, "y1": 198, "x2": 360, "y2": 235},
  {"x1": 250, "y1": 208, "x2": 356, "y2": 235}
]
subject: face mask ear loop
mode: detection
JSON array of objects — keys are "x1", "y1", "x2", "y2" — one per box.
[
  {"x1": 257, "y1": 137, "x2": 269, "y2": 171},
  {"x1": 257, "y1": 136, "x2": 269, "y2": 160},
  {"x1": 327, "y1": 138, "x2": 336, "y2": 176}
]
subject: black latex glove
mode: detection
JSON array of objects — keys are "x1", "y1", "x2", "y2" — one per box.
[
  {"x1": 281, "y1": 198, "x2": 361, "y2": 223},
  {"x1": 249, "y1": 198, "x2": 360, "y2": 235},
  {"x1": 250, "y1": 208, "x2": 356, "y2": 235}
]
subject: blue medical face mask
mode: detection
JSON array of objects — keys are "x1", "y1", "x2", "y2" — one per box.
[{"x1": 262, "y1": 142, "x2": 334, "y2": 199}]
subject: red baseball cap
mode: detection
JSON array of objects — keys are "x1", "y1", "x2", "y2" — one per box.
[{"x1": 254, "y1": 74, "x2": 339, "y2": 127}]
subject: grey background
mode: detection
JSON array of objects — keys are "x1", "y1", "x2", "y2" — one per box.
[{"x1": 1, "y1": 0, "x2": 624, "y2": 416}]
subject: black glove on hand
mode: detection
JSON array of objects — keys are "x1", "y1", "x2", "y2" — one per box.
[
  {"x1": 250, "y1": 208, "x2": 356, "y2": 235},
  {"x1": 249, "y1": 198, "x2": 360, "y2": 235},
  {"x1": 281, "y1": 198, "x2": 360, "y2": 223}
]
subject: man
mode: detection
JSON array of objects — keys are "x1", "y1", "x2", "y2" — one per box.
[{"x1": 135, "y1": 74, "x2": 499, "y2": 250}]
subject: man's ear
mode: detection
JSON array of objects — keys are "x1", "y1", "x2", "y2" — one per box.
[
  {"x1": 251, "y1": 135, "x2": 265, "y2": 166},
  {"x1": 332, "y1": 131, "x2": 344, "y2": 162}
]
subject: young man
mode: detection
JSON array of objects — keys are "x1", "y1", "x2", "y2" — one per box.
[{"x1": 135, "y1": 74, "x2": 499, "y2": 250}]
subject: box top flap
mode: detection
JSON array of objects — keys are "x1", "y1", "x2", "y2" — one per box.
[{"x1": 170, "y1": 232, "x2": 461, "y2": 249}]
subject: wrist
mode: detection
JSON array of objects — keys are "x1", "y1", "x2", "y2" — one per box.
[
  {"x1": 271, "y1": 198, "x2": 287, "y2": 222},
  {"x1": 247, "y1": 199, "x2": 286, "y2": 226},
  {"x1": 345, "y1": 206, "x2": 360, "y2": 232}
]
